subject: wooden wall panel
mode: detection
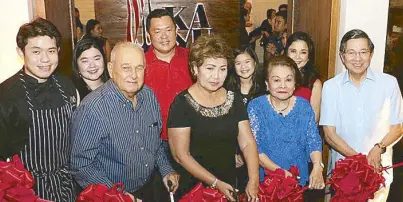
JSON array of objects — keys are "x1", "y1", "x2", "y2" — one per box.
[
  {"x1": 292, "y1": 0, "x2": 340, "y2": 79},
  {"x1": 94, "y1": 0, "x2": 127, "y2": 47},
  {"x1": 94, "y1": 0, "x2": 240, "y2": 49},
  {"x1": 38, "y1": 0, "x2": 75, "y2": 76},
  {"x1": 391, "y1": 0, "x2": 403, "y2": 7}
]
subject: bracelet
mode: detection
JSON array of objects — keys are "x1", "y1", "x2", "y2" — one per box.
[
  {"x1": 211, "y1": 178, "x2": 218, "y2": 189},
  {"x1": 374, "y1": 142, "x2": 387, "y2": 154},
  {"x1": 312, "y1": 161, "x2": 324, "y2": 168}
]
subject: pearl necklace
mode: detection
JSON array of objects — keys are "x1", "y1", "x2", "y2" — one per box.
[{"x1": 269, "y1": 95, "x2": 290, "y2": 115}]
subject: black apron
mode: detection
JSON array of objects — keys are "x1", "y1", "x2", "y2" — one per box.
[{"x1": 19, "y1": 73, "x2": 76, "y2": 201}]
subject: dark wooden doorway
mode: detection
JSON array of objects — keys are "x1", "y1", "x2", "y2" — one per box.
[{"x1": 289, "y1": 0, "x2": 340, "y2": 80}]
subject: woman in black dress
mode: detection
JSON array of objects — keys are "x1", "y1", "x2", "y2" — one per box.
[{"x1": 167, "y1": 35, "x2": 259, "y2": 201}]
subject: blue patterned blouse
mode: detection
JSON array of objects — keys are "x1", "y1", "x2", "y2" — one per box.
[{"x1": 247, "y1": 95, "x2": 322, "y2": 185}]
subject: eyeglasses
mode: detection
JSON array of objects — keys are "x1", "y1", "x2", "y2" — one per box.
[{"x1": 344, "y1": 50, "x2": 371, "y2": 59}]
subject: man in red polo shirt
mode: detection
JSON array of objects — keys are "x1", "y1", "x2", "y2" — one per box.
[{"x1": 145, "y1": 9, "x2": 193, "y2": 141}]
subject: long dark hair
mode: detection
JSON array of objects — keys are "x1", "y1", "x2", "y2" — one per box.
[
  {"x1": 225, "y1": 45, "x2": 266, "y2": 99},
  {"x1": 285, "y1": 31, "x2": 320, "y2": 89},
  {"x1": 72, "y1": 38, "x2": 109, "y2": 98}
]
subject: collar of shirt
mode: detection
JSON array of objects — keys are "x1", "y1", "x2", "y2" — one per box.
[
  {"x1": 21, "y1": 69, "x2": 54, "y2": 92},
  {"x1": 342, "y1": 67, "x2": 376, "y2": 85},
  {"x1": 145, "y1": 45, "x2": 184, "y2": 64},
  {"x1": 104, "y1": 80, "x2": 145, "y2": 110}
]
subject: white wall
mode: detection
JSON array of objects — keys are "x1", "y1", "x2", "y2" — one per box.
[
  {"x1": 335, "y1": 0, "x2": 390, "y2": 75},
  {"x1": 0, "y1": 1, "x2": 31, "y2": 83}
]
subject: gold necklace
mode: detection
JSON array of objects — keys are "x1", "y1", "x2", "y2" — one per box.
[{"x1": 269, "y1": 95, "x2": 290, "y2": 114}]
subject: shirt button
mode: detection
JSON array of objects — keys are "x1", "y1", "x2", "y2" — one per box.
[
  {"x1": 123, "y1": 104, "x2": 126, "y2": 107},
  {"x1": 136, "y1": 130, "x2": 139, "y2": 133},
  {"x1": 145, "y1": 164, "x2": 148, "y2": 167},
  {"x1": 140, "y1": 147, "x2": 144, "y2": 150}
]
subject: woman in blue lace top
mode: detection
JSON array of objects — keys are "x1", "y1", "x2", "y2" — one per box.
[{"x1": 247, "y1": 55, "x2": 324, "y2": 189}]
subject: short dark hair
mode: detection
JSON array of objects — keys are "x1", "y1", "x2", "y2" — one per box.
[
  {"x1": 276, "y1": 10, "x2": 288, "y2": 24},
  {"x1": 264, "y1": 55, "x2": 302, "y2": 88},
  {"x1": 267, "y1": 9, "x2": 276, "y2": 19},
  {"x1": 146, "y1": 9, "x2": 176, "y2": 32},
  {"x1": 16, "y1": 17, "x2": 61, "y2": 52},
  {"x1": 339, "y1": 29, "x2": 374, "y2": 53},
  {"x1": 86, "y1": 19, "x2": 100, "y2": 35},
  {"x1": 278, "y1": 4, "x2": 288, "y2": 11},
  {"x1": 188, "y1": 35, "x2": 233, "y2": 81}
]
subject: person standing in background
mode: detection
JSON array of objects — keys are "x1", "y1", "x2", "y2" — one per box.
[
  {"x1": 144, "y1": 9, "x2": 193, "y2": 141},
  {"x1": 75, "y1": 7, "x2": 84, "y2": 40},
  {"x1": 225, "y1": 45, "x2": 266, "y2": 192},
  {"x1": 285, "y1": 31, "x2": 322, "y2": 122},
  {"x1": 278, "y1": 4, "x2": 288, "y2": 12},
  {"x1": 144, "y1": 9, "x2": 192, "y2": 200},
  {"x1": 263, "y1": 11, "x2": 287, "y2": 64}
]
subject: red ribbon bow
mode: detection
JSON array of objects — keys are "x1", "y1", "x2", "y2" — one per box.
[
  {"x1": 0, "y1": 155, "x2": 51, "y2": 202},
  {"x1": 328, "y1": 153, "x2": 386, "y2": 202},
  {"x1": 77, "y1": 183, "x2": 133, "y2": 202},
  {"x1": 258, "y1": 166, "x2": 304, "y2": 202},
  {"x1": 179, "y1": 183, "x2": 227, "y2": 202}
]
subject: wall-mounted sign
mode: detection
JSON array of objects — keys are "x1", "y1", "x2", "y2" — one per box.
[{"x1": 95, "y1": 0, "x2": 240, "y2": 49}]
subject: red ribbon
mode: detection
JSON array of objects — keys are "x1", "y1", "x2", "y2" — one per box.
[
  {"x1": 0, "y1": 155, "x2": 34, "y2": 189},
  {"x1": 180, "y1": 156, "x2": 403, "y2": 202},
  {"x1": 0, "y1": 155, "x2": 50, "y2": 202},
  {"x1": 258, "y1": 166, "x2": 304, "y2": 202},
  {"x1": 77, "y1": 183, "x2": 133, "y2": 202},
  {"x1": 328, "y1": 153, "x2": 386, "y2": 202},
  {"x1": 179, "y1": 183, "x2": 226, "y2": 202}
]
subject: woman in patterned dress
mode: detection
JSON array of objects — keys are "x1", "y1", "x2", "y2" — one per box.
[{"x1": 247, "y1": 55, "x2": 324, "y2": 192}]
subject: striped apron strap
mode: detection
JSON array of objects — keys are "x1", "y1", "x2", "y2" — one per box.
[{"x1": 18, "y1": 73, "x2": 76, "y2": 201}]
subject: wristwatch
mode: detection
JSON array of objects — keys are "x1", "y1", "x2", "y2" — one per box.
[
  {"x1": 313, "y1": 161, "x2": 324, "y2": 169},
  {"x1": 211, "y1": 178, "x2": 218, "y2": 189},
  {"x1": 374, "y1": 142, "x2": 387, "y2": 154}
]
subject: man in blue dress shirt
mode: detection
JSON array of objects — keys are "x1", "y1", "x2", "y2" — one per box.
[
  {"x1": 71, "y1": 42, "x2": 179, "y2": 201},
  {"x1": 320, "y1": 29, "x2": 403, "y2": 201}
]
